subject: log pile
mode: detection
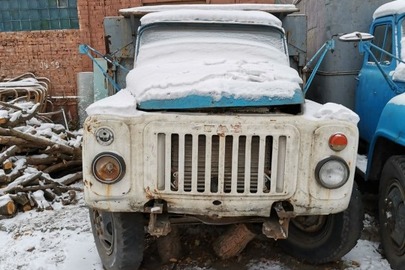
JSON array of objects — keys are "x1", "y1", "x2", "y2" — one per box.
[{"x1": 0, "y1": 75, "x2": 82, "y2": 217}]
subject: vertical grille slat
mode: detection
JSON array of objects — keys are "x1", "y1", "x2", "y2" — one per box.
[
  {"x1": 231, "y1": 135, "x2": 239, "y2": 193},
  {"x1": 154, "y1": 129, "x2": 291, "y2": 196},
  {"x1": 164, "y1": 134, "x2": 172, "y2": 191},
  {"x1": 244, "y1": 136, "x2": 252, "y2": 193},
  {"x1": 191, "y1": 135, "x2": 199, "y2": 192},
  {"x1": 257, "y1": 136, "x2": 266, "y2": 193},
  {"x1": 205, "y1": 135, "x2": 212, "y2": 193},
  {"x1": 270, "y1": 136, "x2": 279, "y2": 194},
  {"x1": 218, "y1": 136, "x2": 226, "y2": 193},
  {"x1": 178, "y1": 134, "x2": 185, "y2": 192}
]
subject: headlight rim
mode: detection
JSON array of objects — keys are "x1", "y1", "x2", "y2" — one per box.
[
  {"x1": 92, "y1": 152, "x2": 126, "y2": 184},
  {"x1": 315, "y1": 156, "x2": 350, "y2": 189}
]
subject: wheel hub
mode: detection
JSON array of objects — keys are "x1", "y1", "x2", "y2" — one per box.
[
  {"x1": 93, "y1": 210, "x2": 114, "y2": 255},
  {"x1": 291, "y1": 215, "x2": 327, "y2": 233},
  {"x1": 384, "y1": 181, "x2": 405, "y2": 255}
]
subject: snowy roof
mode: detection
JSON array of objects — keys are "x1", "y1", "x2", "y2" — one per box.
[
  {"x1": 140, "y1": 9, "x2": 282, "y2": 28},
  {"x1": 119, "y1": 4, "x2": 298, "y2": 17},
  {"x1": 373, "y1": 1, "x2": 405, "y2": 19}
]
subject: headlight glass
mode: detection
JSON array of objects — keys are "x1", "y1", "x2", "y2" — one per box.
[
  {"x1": 92, "y1": 152, "x2": 125, "y2": 184},
  {"x1": 315, "y1": 157, "x2": 349, "y2": 189}
]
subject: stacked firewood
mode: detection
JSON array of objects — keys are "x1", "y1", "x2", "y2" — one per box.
[{"x1": 0, "y1": 76, "x2": 83, "y2": 217}]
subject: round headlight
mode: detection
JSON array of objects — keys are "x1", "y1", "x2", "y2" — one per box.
[
  {"x1": 315, "y1": 157, "x2": 350, "y2": 189},
  {"x1": 92, "y1": 152, "x2": 125, "y2": 184}
]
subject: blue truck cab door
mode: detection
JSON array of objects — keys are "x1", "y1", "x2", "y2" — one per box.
[{"x1": 355, "y1": 16, "x2": 398, "y2": 144}]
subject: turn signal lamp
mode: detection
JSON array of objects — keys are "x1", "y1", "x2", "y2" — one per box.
[{"x1": 329, "y1": 133, "x2": 347, "y2": 151}]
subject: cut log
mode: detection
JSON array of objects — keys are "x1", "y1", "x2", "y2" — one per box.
[
  {"x1": 9, "y1": 192, "x2": 30, "y2": 206},
  {"x1": 213, "y1": 224, "x2": 256, "y2": 259},
  {"x1": 0, "y1": 145, "x2": 20, "y2": 164},
  {"x1": 9, "y1": 128, "x2": 79, "y2": 156},
  {"x1": 60, "y1": 172, "x2": 83, "y2": 186},
  {"x1": 0, "y1": 171, "x2": 42, "y2": 195},
  {"x1": 0, "y1": 136, "x2": 30, "y2": 147},
  {"x1": 2, "y1": 158, "x2": 13, "y2": 171},
  {"x1": 0, "y1": 194, "x2": 17, "y2": 216},
  {"x1": 43, "y1": 160, "x2": 82, "y2": 174}
]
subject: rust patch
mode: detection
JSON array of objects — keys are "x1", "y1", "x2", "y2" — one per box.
[
  {"x1": 83, "y1": 179, "x2": 92, "y2": 187},
  {"x1": 105, "y1": 184, "x2": 112, "y2": 197},
  {"x1": 84, "y1": 116, "x2": 100, "y2": 134},
  {"x1": 145, "y1": 187, "x2": 153, "y2": 199}
]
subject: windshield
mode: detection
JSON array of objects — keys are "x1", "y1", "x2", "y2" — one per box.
[{"x1": 136, "y1": 23, "x2": 287, "y2": 64}]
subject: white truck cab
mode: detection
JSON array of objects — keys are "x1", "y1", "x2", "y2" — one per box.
[{"x1": 82, "y1": 5, "x2": 363, "y2": 270}]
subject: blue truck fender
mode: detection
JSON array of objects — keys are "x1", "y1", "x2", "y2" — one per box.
[{"x1": 366, "y1": 93, "x2": 405, "y2": 181}]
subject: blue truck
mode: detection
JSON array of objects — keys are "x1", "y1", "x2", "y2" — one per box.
[{"x1": 299, "y1": 1, "x2": 405, "y2": 269}]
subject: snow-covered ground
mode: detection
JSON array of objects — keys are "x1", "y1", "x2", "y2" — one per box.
[{"x1": 0, "y1": 190, "x2": 392, "y2": 270}]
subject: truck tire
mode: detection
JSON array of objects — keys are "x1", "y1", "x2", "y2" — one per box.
[
  {"x1": 89, "y1": 209, "x2": 144, "y2": 270},
  {"x1": 379, "y1": 156, "x2": 405, "y2": 270},
  {"x1": 279, "y1": 184, "x2": 363, "y2": 264}
]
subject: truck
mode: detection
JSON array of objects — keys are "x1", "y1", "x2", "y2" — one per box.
[
  {"x1": 296, "y1": 1, "x2": 405, "y2": 269},
  {"x1": 82, "y1": 4, "x2": 363, "y2": 270}
]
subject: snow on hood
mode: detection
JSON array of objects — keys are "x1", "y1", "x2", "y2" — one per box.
[
  {"x1": 140, "y1": 9, "x2": 283, "y2": 29},
  {"x1": 127, "y1": 46, "x2": 301, "y2": 103},
  {"x1": 373, "y1": 1, "x2": 405, "y2": 19},
  {"x1": 126, "y1": 35, "x2": 302, "y2": 104},
  {"x1": 304, "y1": 99, "x2": 360, "y2": 124},
  {"x1": 86, "y1": 89, "x2": 142, "y2": 116}
]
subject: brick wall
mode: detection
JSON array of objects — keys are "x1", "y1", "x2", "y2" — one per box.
[{"x1": 0, "y1": 30, "x2": 82, "y2": 96}]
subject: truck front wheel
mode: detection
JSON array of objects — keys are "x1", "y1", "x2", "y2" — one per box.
[
  {"x1": 279, "y1": 185, "x2": 363, "y2": 264},
  {"x1": 89, "y1": 209, "x2": 145, "y2": 270},
  {"x1": 379, "y1": 156, "x2": 405, "y2": 270}
]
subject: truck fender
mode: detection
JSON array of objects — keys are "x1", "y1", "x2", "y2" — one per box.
[{"x1": 366, "y1": 93, "x2": 405, "y2": 181}]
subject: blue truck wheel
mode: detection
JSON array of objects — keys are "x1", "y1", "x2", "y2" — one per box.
[{"x1": 379, "y1": 156, "x2": 405, "y2": 270}]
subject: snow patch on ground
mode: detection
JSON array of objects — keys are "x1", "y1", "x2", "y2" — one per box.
[
  {"x1": 343, "y1": 240, "x2": 391, "y2": 270},
  {"x1": 356, "y1": 154, "x2": 368, "y2": 174},
  {"x1": 0, "y1": 194, "x2": 103, "y2": 270}
]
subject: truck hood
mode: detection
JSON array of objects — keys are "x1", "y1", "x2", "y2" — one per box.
[{"x1": 125, "y1": 41, "x2": 304, "y2": 110}]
